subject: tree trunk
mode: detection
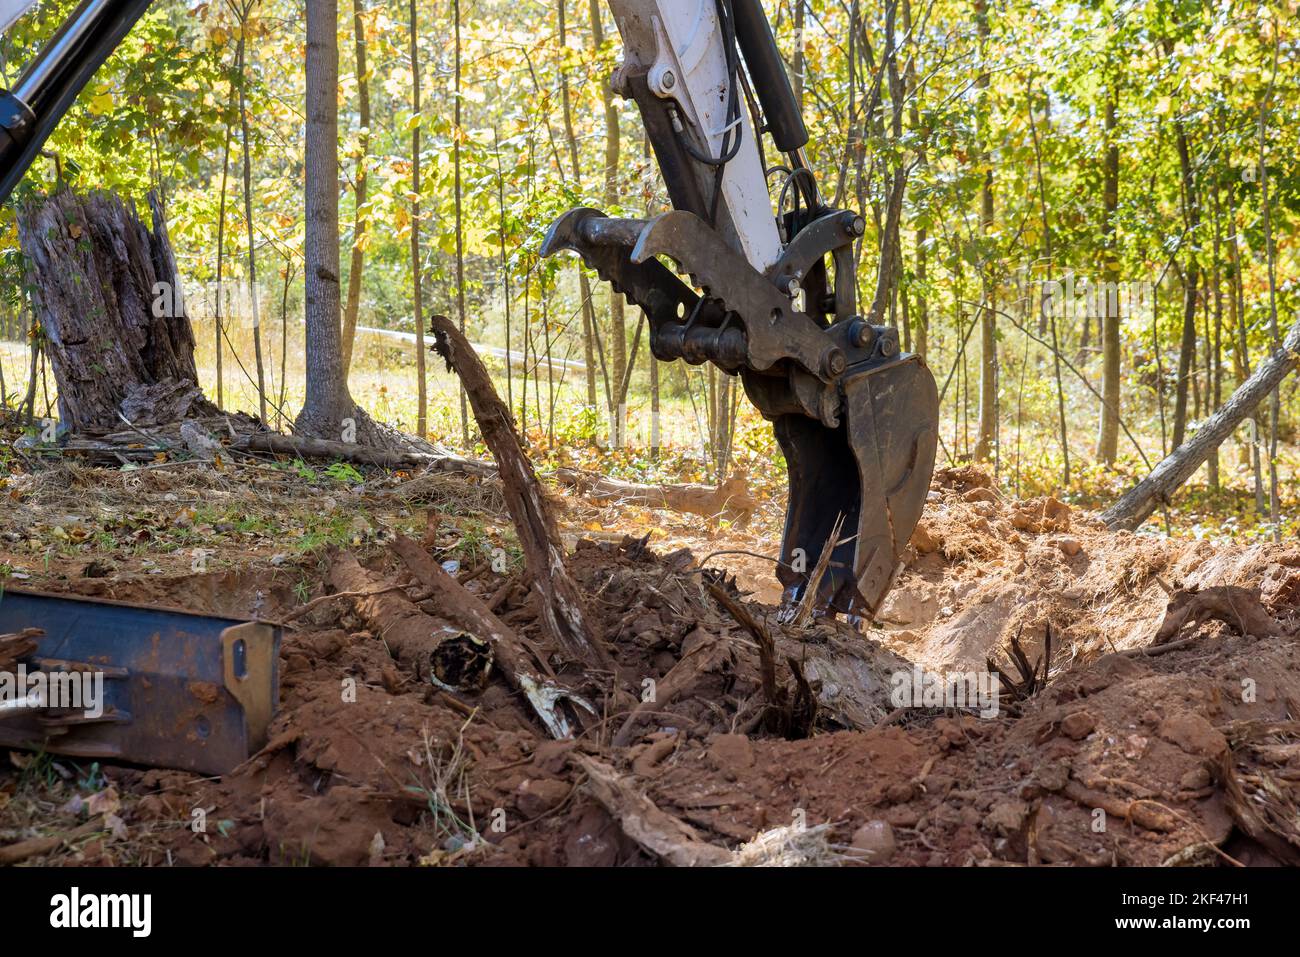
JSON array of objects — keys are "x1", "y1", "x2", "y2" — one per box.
[
  {"x1": 1171, "y1": 267, "x2": 1199, "y2": 449},
  {"x1": 493, "y1": 125, "x2": 514, "y2": 419},
  {"x1": 902, "y1": 0, "x2": 927, "y2": 359},
  {"x1": 869, "y1": 0, "x2": 906, "y2": 329},
  {"x1": 296, "y1": 0, "x2": 383, "y2": 444},
  {"x1": 1170, "y1": 120, "x2": 1200, "y2": 450},
  {"x1": 409, "y1": 0, "x2": 427, "y2": 438},
  {"x1": 589, "y1": 0, "x2": 625, "y2": 446},
  {"x1": 791, "y1": 0, "x2": 805, "y2": 105},
  {"x1": 972, "y1": 0, "x2": 996, "y2": 464},
  {"x1": 1258, "y1": 31, "x2": 1281, "y2": 537},
  {"x1": 557, "y1": 0, "x2": 599, "y2": 414},
  {"x1": 1095, "y1": 87, "x2": 1120, "y2": 464},
  {"x1": 1207, "y1": 179, "x2": 1224, "y2": 489},
  {"x1": 453, "y1": 0, "x2": 469, "y2": 445},
  {"x1": 1101, "y1": 313, "x2": 1300, "y2": 531},
  {"x1": 236, "y1": 29, "x2": 268, "y2": 425},
  {"x1": 17, "y1": 190, "x2": 217, "y2": 432},
  {"x1": 341, "y1": 0, "x2": 370, "y2": 378},
  {"x1": 1028, "y1": 83, "x2": 1069, "y2": 485},
  {"x1": 214, "y1": 111, "x2": 234, "y2": 408}
]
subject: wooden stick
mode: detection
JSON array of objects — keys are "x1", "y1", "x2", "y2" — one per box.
[
  {"x1": 575, "y1": 755, "x2": 732, "y2": 867},
  {"x1": 707, "y1": 582, "x2": 779, "y2": 708},
  {"x1": 429, "y1": 315, "x2": 614, "y2": 673},
  {"x1": 0, "y1": 819, "x2": 101, "y2": 866}
]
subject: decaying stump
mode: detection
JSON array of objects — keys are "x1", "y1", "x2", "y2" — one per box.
[
  {"x1": 555, "y1": 468, "x2": 756, "y2": 526},
  {"x1": 1151, "y1": 585, "x2": 1280, "y2": 646},
  {"x1": 17, "y1": 189, "x2": 217, "y2": 431},
  {"x1": 390, "y1": 534, "x2": 595, "y2": 739},
  {"x1": 328, "y1": 551, "x2": 492, "y2": 689},
  {"x1": 429, "y1": 314, "x2": 615, "y2": 675}
]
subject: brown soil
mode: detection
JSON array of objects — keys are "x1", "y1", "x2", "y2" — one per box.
[{"x1": 4, "y1": 461, "x2": 1300, "y2": 867}]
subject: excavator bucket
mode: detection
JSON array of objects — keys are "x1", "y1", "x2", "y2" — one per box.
[
  {"x1": 543, "y1": 207, "x2": 939, "y2": 619},
  {"x1": 771, "y1": 355, "x2": 938, "y2": 616}
]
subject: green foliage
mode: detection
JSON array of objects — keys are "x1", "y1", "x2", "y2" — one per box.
[
  {"x1": 0, "y1": 0, "x2": 1296, "y2": 535},
  {"x1": 324, "y1": 461, "x2": 364, "y2": 483}
]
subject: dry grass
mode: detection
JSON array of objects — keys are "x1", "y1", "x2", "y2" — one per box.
[{"x1": 727, "y1": 823, "x2": 867, "y2": 867}]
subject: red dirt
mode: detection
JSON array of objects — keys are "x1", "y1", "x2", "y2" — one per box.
[{"x1": 7, "y1": 467, "x2": 1300, "y2": 867}]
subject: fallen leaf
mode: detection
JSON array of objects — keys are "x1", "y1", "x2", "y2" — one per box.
[{"x1": 87, "y1": 787, "x2": 120, "y2": 816}]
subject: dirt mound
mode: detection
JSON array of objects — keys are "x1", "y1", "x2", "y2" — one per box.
[
  {"x1": 880, "y1": 477, "x2": 1300, "y2": 677},
  {"x1": 6, "y1": 453, "x2": 1300, "y2": 867},
  {"x1": 6, "y1": 519, "x2": 1291, "y2": 868}
]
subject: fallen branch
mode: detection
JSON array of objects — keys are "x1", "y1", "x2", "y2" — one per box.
[
  {"x1": 1102, "y1": 313, "x2": 1300, "y2": 530},
  {"x1": 1120, "y1": 637, "x2": 1198, "y2": 658},
  {"x1": 55, "y1": 426, "x2": 493, "y2": 475},
  {"x1": 574, "y1": 754, "x2": 732, "y2": 867},
  {"x1": 554, "y1": 468, "x2": 756, "y2": 526},
  {"x1": 0, "y1": 818, "x2": 102, "y2": 866},
  {"x1": 236, "y1": 432, "x2": 492, "y2": 473},
  {"x1": 390, "y1": 533, "x2": 591, "y2": 740},
  {"x1": 430, "y1": 314, "x2": 614, "y2": 674}
]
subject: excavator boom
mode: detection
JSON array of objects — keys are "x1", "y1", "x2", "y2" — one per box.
[{"x1": 0, "y1": 0, "x2": 154, "y2": 204}]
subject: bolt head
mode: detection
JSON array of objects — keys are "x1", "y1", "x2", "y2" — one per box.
[{"x1": 849, "y1": 317, "x2": 875, "y2": 349}]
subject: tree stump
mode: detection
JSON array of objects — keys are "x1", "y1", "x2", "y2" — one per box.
[{"x1": 17, "y1": 189, "x2": 217, "y2": 432}]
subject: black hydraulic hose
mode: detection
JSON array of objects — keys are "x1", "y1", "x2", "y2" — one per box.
[
  {"x1": 729, "y1": 0, "x2": 807, "y2": 153},
  {"x1": 0, "y1": 0, "x2": 155, "y2": 205},
  {"x1": 668, "y1": 0, "x2": 746, "y2": 226},
  {"x1": 673, "y1": 0, "x2": 743, "y2": 170}
]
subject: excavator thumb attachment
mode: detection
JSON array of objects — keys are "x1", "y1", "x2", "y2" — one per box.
[
  {"x1": 769, "y1": 354, "x2": 938, "y2": 617},
  {"x1": 542, "y1": 207, "x2": 938, "y2": 620}
]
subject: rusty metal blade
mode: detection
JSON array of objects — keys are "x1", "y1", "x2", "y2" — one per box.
[{"x1": 0, "y1": 588, "x2": 279, "y2": 774}]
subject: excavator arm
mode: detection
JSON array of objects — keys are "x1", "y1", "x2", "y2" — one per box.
[
  {"x1": 0, "y1": 0, "x2": 939, "y2": 619},
  {"x1": 0, "y1": 0, "x2": 155, "y2": 203},
  {"x1": 543, "y1": 0, "x2": 938, "y2": 616}
]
